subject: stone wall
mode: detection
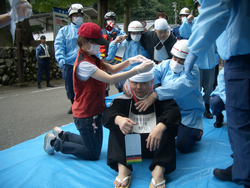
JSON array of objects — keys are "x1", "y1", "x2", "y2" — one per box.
[{"x1": 0, "y1": 45, "x2": 62, "y2": 86}]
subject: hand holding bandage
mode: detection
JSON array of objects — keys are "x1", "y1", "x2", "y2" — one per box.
[{"x1": 133, "y1": 60, "x2": 155, "y2": 74}]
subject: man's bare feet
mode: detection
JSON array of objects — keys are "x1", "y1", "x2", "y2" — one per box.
[
  {"x1": 114, "y1": 163, "x2": 131, "y2": 188},
  {"x1": 150, "y1": 165, "x2": 166, "y2": 188}
]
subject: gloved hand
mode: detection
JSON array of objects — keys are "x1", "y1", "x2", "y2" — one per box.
[
  {"x1": 184, "y1": 51, "x2": 197, "y2": 80},
  {"x1": 128, "y1": 55, "x2": 149, "y2": 64},
  {"x1": 133, "y1": 60, "x2": 155, "y2": 74},
  {"x1": 9, "y1": 0, "x2": 32, "y2": 22},
  {"x1": 187, "y1": 10, "x2": 194, "y2": 23},
  {"x1": 113, "y1": 35, "x2": 126, "y2": 45},
  {"x1": 58, "y1": 59, "x2": 65, "y2": 70}
]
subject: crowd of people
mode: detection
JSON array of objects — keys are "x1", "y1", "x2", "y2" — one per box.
[{"x1": 1, "y1": 0, "x2": 249, "y2": 188}]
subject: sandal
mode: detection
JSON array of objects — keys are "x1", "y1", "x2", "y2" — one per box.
[
  {"x1": 115, "y1": 174, "x2": 132, "y2": 188},
  {"x1": 149, "y1": 178, "x2": 166, "y2": 188}
]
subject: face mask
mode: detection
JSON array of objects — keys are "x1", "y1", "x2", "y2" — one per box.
[
  {"x1": 85, "y1": 41, "x2": 100, "y2": 55},
  {"x1": 170, "y1": 59, "x2": 184, "y2": 73},
  {"x1": 181, "y1": 17, "x2": 186, "y2": 23},
  {"x1": 73, "y1": 17, "x2": 83, "y2": 26},
  {"x1": 131, "y1": 34, "x2": 141, "y2": 42},
  {"x1": 107, "y1": 20, "x2": 115, "y2": 25},
  {"x1": 197, "y1": 7, "x2": 200, "y2": 13}
]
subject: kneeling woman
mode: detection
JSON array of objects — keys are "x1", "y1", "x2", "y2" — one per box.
[{"x1": 43, "y1": 22, "x2": 154, "y2": 160}]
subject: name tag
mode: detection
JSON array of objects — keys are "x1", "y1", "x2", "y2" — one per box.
[{"x1": 125, "y1": 134, "x2": 142, "y2": 165}]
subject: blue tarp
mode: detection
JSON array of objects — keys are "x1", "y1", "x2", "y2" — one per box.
[{"x1": 0, "y1": 110, "x2": 243, "y2": 188}]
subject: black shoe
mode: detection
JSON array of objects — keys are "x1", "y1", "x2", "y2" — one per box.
[
  {"x1": 47, "y1": 83, "x2": 54, "y2": 87},
  {"x1": 204, "y1": 103, "x2": 213, "y2": 119},
  {"x1": 38, "y1": 83, "x2": 42, "y2": 89},
  {"x1": 67, "y1": 107, "x2": 72, "y2": 114},
  {"x1": 214, "y1": 113, "x2": 224, "y2": 128},
  {"x1": 213, "y1": 165, "x2": 233, "y2": 182}
]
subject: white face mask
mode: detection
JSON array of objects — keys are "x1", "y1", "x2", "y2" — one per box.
[
  {"x1": 197, "y1": 7, "x2": 200, "y2": 13},
  {"x1": 170, "y1": 59, "x2": 184, "y2": 73},
  {"x1": 181, "y1": 17, "x2": 186, "y2": 23},
  {"x1": 107, "y1": 20, "x2": 115, "y2": 25},
  {"x1": 73, "y1": 17, "x2": 83, "y2": 26},
  {"x1": 131, "y1": 34, "x2": 141, "y2": 42},
  {"x1": 85, "y1": 41, "x2": 100, "y2": 55}
]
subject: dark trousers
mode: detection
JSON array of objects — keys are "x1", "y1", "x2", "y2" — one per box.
[
  {"x1": 37, "y1": 58, "x2": 50, "y2": 83},
  {"x1": 107, "y1": 128, "x2": 177, "y2": 174},
  {"x1": 63, "y1": 64, "x2": 74, "y2": 100},
  {"x1": 175, "y1": 124, "x2": 201, "y2": 153},
  {"x1": 54, "y1": 114, "x2": 103, "y2": 160},
  {"x1": 224, "y1": 54, "x2": 250, "y2": 186},
  {"x1": 210, "y1": 95, "x2": 225, "y2": 115},
  {"x1": 199, "y1": 67, "x2": 215, "y2": 104}
]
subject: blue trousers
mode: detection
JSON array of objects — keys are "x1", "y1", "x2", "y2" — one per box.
[
  {"x1": 37, "y1": 58, "x2": 50, "y2": 83},
  {"x1": 54, "y1": 114, "x2": 103, "y2": 160},
  {"x1": 210, "y1": 95, "x2": 225, "y2": 115},
  {"x1": 175, "y1": 124, "x2": 201, "y2": 153},
  {"x1": 63, "y1": 64, "x2": 74, "y2": 100},
  {"x1": 224, "y1": 54, "x2": 250, "y2": 186}
]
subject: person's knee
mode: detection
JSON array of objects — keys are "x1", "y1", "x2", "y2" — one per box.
[{"x1": 176, "y1": 142, "x2": 193, "y2": 153}]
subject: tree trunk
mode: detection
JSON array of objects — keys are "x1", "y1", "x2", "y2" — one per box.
[
  {"x1": 123, "y1": 0, "x2": 131, "y2": 33},
  {"x1": 98, "y1": 0, "x2": 108, "y2": 29}
]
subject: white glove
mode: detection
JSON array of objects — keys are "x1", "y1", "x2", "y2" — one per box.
[
  {"x1": 134, "y1": 60, "x2": 155, "y2": 74},
  {"x1": 9, "y1": 0, "x2": 32, "y2": 23},
  {"x1": 113, "y1": 35, "x2": 126, "y2": 45},
  {"x1": 128, "y1": 55, "x2": 149, "y2": 64},
  {"x1": 59, "y1": 59, "x2": 65, "y2": 70}
]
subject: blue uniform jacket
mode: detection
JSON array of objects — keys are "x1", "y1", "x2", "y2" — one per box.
[
  {"x1": 188, "y1": 0, "x2": 250, "y2": 60},
  {"x1": 153, "y1": 60, "x2": 204, "y2": 130},
  {"x1": 211, "y1": 68, "x2": 225, "y2": 104},
  {"x1": 54, "y1": 23, "x2": 80, "y2": 66},
  {"x1": 106, "y1": 39, "x2": 149, "y2": 72}
]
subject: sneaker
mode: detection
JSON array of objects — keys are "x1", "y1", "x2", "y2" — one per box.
[
  {"x1": 213, "y1": 165, "x2": 233, "y2": 182},
  {"x1": 53, "y1": 126, "x2": 63, "y2": 139},
  {"x1": 44, "y1": 132, "x2": 56, "y2": 155}
]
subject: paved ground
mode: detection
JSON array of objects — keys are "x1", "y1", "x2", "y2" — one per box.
[{"x1": 0, "y1": 79, "x2": 119, "y2": 151}]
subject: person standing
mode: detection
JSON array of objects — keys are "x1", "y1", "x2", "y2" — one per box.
[
  {"x1": 140, "y1": 18, "x2": 177, "y2": 64},
  {"x1": 106, "y1": 21, "x2": 149, "y2": 91},
  {"x1": 172, "y1": 7, "x2": 191, "y2": 40},
  {"x1": 183, "y1": 0, "x2": 250, "y2": 187},
  {"x1": 54, "y1": 3, "x2": 84, "y2": 114},
  {"x1": 179, "y1": 0, "x2": 219, "y2": 119},
  {"x1": 35, "y1": 35, "x2": 54, "y2": 89}
]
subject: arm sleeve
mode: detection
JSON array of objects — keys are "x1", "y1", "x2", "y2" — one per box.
[
  {"x1": 179, "y1": 19, "x2": 194, "y2": 38},
  {"x1": 54, "y1": 28, "x2": 66, "y2": 62},
  {"x1": 102, "y1": 98, "x2": 130, "y2": 131},
  {"x1": 76, "y1": 61, "x2": 98, "y2": 81},
  {"x1": 155, "y1": 65, "x2": 200, "y2": 100},
  {"x1": 106, "y1": 41, "x2": 119, "y2": 61},
  {"x1": 35, "y1": 46, "x2": 40, "y2": 61},
  {"x1": 156, "y1": 99, "x2": 181, "y2": 129},
  {"x1": 188, "y1": 0, "x2": 232, "y2": 56}
]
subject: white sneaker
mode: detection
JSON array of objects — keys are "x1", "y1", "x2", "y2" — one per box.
[
  {"x1": 44, "y1": 132, "x2": 56, "y2": 155},
  {"x1": 53, "y1": 126, "x2": 63, "y2": 139}
]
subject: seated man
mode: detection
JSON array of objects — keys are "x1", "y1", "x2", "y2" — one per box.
[
  {"x1": 102, "y1": 71, "x2": 181, "y2": 188},
  {"x1": 133, "y1": 40, "x2": 204, "y2": 154},
  {"x1": 210, "y1": 67, "x2": 225, "y2": 128}
]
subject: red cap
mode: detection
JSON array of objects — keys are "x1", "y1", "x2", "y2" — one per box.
[{"x1": 78, "y1": 22, "x2": 109, "y2": 46}]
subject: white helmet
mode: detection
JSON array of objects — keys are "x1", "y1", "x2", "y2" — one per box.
[
  {"x1": 68, "y1": 4, "x2": 84, "y2": 17},
  {"x1": 171, "y1": 40, "x2": 189, "y2": 59},
  {"x1": 128, "y1": 21, "x2": 144, "y2": 32},
  {"x1": 179, "y1": 7, "x2": 191, "y2": 15}
]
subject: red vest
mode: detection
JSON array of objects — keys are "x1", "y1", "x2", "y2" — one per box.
[{"x1": 72, "y1": 49, "x2": 107, "y2": 118}]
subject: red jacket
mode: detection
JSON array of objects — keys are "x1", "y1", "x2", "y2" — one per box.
[{"x1": 72, "y1": 49, "x2": 107, "y2": 118}]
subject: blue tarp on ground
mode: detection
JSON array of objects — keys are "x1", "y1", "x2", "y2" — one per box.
[{"x1": 0, "y1": 110, "x2": 243, "y2": 188}]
